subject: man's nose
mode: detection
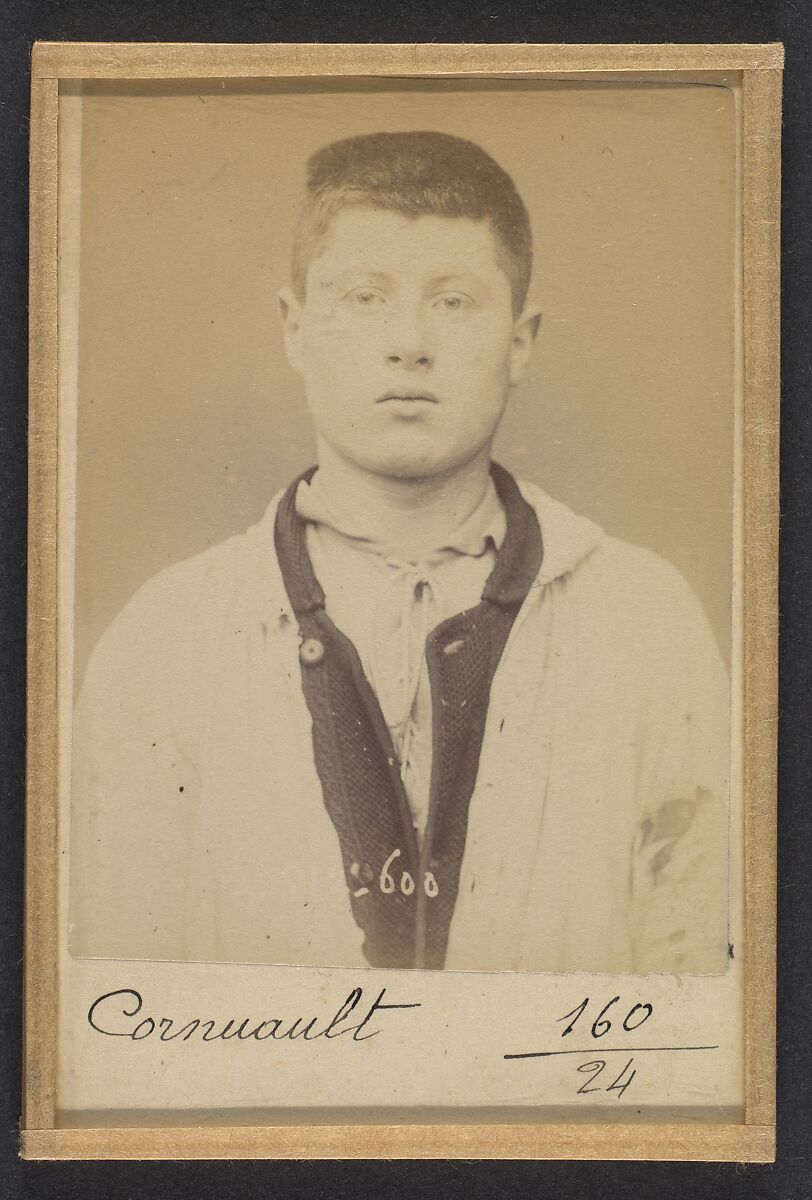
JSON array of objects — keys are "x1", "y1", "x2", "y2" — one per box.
[{"x1": 385, "y1": 307, "x2": 433, "y2": 369}]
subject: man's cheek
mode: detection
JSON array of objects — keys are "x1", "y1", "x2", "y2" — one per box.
[
  {"x1": 447, "y1": 331, "x2": 508, "y2": 372},
  {"x1": 326, "y1": 327, "x2": 377, "y2": 362}
]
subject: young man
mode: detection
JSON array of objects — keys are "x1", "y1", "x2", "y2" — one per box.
[{"x1": 71, "y1": 131, "x2": 730, "y2": 975}]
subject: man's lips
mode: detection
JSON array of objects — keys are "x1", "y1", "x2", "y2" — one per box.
[{"x1": 376, "y1": 389, "x2": 439, "y2": 404}]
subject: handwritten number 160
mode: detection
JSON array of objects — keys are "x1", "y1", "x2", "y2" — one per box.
[{"x1": 557, "y1": 996, "x2": 653, "y2": 1039}]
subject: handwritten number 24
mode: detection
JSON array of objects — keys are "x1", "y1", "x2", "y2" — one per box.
[{"x1": 576, "y1": 1057, "x2": 637, "y2": 1099}]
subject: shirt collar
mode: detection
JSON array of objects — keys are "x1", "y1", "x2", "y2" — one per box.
[
  {"x1": 276, "y1": 462, "x2": 542, "y2": 618},
  {"x1": 293, "y1": 468, "x2": 507, "y2": 561}
]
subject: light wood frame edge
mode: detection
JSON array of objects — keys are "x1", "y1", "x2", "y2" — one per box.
[
  {"x1": 20, "y1": 1122, "x2": 775, "y2": 1162},
  {"x1": 22, "y1": 42, "x2": 782, "y2": 1163},
  {"x1": 741, "y1": 66, "x2": 780, "y2": 1131},
  {"x1": 24, "y1": 73, "x2": 59, "y2": 1136},
  {"x1": 29, "y1": 41, "x2": 783, "y2": 76}
]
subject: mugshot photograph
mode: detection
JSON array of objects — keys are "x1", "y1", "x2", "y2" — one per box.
[{"x1": 69, "y1": 130, "x2": 730, "y2": 976}]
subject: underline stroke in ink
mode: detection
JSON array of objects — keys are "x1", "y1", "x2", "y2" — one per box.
[{"x1": 504, "y1": 1044, "x2": 720, "y2": 1060}]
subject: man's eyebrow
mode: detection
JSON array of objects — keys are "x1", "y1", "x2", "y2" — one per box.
[
  {"x1": 429, "y1": 272, "x2": 484, "y2": 288},
  {"x1": 319, "y1": 269, "x2": 394, "y2": 289},
  {"x1": 431, "y1": 274, "x2": 482, "y2": 285},
  {"x1": 316, "y1": 268, "x2": 489, "y2": 292}
]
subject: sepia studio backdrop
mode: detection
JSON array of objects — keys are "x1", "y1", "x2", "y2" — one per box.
[{"x1": 71, "y1": 78, "x2": 736, "y2": 687}]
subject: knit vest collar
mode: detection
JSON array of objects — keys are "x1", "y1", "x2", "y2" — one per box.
[{"x1": 275, "y1": 460, "x2": 543, "y2": 618}]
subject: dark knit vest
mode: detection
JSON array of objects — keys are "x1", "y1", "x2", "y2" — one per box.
[{"x1": 274, "y1": 462, "x2": 543, "y2": 970}]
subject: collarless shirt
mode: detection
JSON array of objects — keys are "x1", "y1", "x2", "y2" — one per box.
[{"x1": 294, "y1": 473, "x2": 507, "y2": 843}]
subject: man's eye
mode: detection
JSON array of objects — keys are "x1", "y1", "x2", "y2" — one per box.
[
  {"x1": 347, "y1": 289, "x2": 385, "y2": 307},
  {"x1": 436, "y1": 294, "x2": 471, "y2": 312}
]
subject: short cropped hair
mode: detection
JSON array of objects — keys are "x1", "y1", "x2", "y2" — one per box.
[{"x1": 291, "y1": 131, "x2": 533, "y2": 315}]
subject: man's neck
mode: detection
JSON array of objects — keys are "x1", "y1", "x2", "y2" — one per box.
[{"x1": 312, "y1": 443, "x2": 495, "y2": 560}]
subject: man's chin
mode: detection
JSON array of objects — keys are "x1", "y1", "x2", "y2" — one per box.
[
  {"x1": 330, "y1": 434, "x2": 491, "y2": 484},
  {"x1": 369, "y1": 457, "x2": 444, "y2": 482},
  {"x1": 365, "y1": 452, "x2": 480, "y2": 484}
]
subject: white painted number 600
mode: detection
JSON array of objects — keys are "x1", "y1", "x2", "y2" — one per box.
[{"x1": 380, "y1": 850, "x2": 440, "y2": 897}]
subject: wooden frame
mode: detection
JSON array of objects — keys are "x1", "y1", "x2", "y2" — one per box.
[{"x1": 23, "y1": 41, "x2": 781, "y2": 1162}]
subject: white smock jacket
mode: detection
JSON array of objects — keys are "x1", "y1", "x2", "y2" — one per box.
[{"x1": 69, "y1": 478, "x2": 731, "y2": 975}]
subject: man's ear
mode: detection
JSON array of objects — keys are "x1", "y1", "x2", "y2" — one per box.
[
  {"x1": 278, "y1": 287, "x2": 304, "y2": 374},
  {"x1": 508, "y1": 303, "x2": 542, "y2": 387}
]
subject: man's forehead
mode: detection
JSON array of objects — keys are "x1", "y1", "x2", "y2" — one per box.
[{"x1": 310, "y1": 206, "x2": 503, "y2": 273}]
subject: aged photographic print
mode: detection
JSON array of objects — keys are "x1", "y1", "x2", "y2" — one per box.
[
  {"x1": 23, "y1": 42, "x2": 780, "y2": 1163},
  {"x1": 66, "y1": 79, "x2": 735, "y2": 976}
]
